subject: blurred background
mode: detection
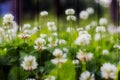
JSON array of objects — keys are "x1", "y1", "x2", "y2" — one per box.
[{"x1": 0, "y1": 0, "x2": 119, "y2": 25}]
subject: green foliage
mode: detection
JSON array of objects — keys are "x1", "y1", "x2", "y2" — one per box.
[{"x1": 49, "y1": 60, "x2": 76, "y2": 80}]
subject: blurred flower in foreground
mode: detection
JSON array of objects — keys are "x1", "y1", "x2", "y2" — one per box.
[
  {"x1": 40, "y1": 11, "x2": 48, "y2": 17},
  {"x1": 21, "y1": 55, "x2": 38, "y2": 71},
  {"x1": 3, "y1": 13, "x2": 14, "y2": 26},
  {"x1": 76, "y1": 50, "x2": 93, "y2": 62},
  {"x1": 79, "y1": 11, "x2": 89, "y2": 20},
  {"x1": 101, "y1": 63, "x2": 117, "y2": 79},
  {"x1": 65, "y1": 8, "x2": 75, "y2": 15},
  {"x1": 44, "y1": 76, "x2": 56, "y2": 80},
  {"x1": 79, "y1": 71, "x2": 95, "y2": 80}
]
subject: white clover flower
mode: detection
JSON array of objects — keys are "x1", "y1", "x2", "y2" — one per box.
[
  {"x1": 101, "y1": 63, "x2": 117, "y2": 79},
  {"x1": 113, "y1": 44, "x2": 120, "y2": 49},
  {"x1": 3, "y1": 13, "x2": 14, "y2": 26},
  {"x1": 52, "y1": 32, "x2": 58, "y2": 37},
  {"x1": 59, "y1": 39, "x2": 66, "y2": 45},
  {"x1": 72, "y1": 59, "x2": 79, "y2": 65},
  {"x1": 47, "y1": 22, "x2": 55, "y2": 27},
  {"x1": 26, "y1": 78, "x2": 36, "y2": 80},
  {"x1": 51, "y1": 58, "x2": 67, "y2": 65},
  {"x1": 99, "y1": 0, "x2": 112, "y2": 7},
  {"x1": 23, "y1": 24, "x2": 31, "y2": 30},
  {"x1": 79, "y1": 11, "x2": 89, "y2": 20},
  {"x1": 66, "y1": 27, "x2": 75, "y2": 33},
  {"x1": 62, "y1": 47, "x2": 68, "y2": 53},
  {"x1": 44, "y1": 76, "x2": 56, "y2": 80},
  {"x1": 21, "y1": 55, "x2": 38, "y2": 71},
  {"x1": 40, "y1": 34, "x2": 47, "y2": 38},
  {"x1": 48, "y1": 37, "x2": 58, "y2": 48},
  {"x1": 48, "y1": 26, "x2": 57, "y2": 31},
  {"x1": 47, "y1": 22, "x2": 57, "y2": 31},
  {"x1": 31, "y1": 27, "x2": 38, "y2": 34},
  {"x1": 96, "y1": 26, "x2": 106, "y2": 32},
  {"x1": 18, "y1": 33, "x2": 31, "y2": 39},
  {"x1": 77, "y1": 27, "x2": 84, "y2": 32},
  {"x1": 0, "y1": 27, "x2": 5, "y2": 36},
  {"x1": 94, "y1": 33, "x2": 101, "y2": 41},
  {"x1": 66, "y1": 15, "x2": 76, "y2": 21},
  {"x1": 34, "y1": 38, "x2": 46, "y2": 51},
  {"x1": 99, "y1": 18, "x2": 108, "y2": 25},
  {"x1": 85, "y1": 25, "x2": 91, "y2": 31},
  {"x1": 76, "y1": 50, "x2": 93, "y2": 62},
  {"x1": 40, "y1": 11, "x2": 48, "y2": 17},
  {"x1": 102, "y1": 49, "x2": 109, "y2": 55},
  {"x1": 65, "y1": 8, "x2": 75, "y2": 15},
  {"x1": 78, "y1": 30, "x2": 88, "y2": 35},
  {"x1": 51, "y1": 48, "x2": 67, "y2": 65},
  {"x1": 79, "y1": 71, "x2": 95, "y2": 80},
  {"x1": 107, "y1": 25, "x2": 118, "y2": 34},
  {"x1": 53, "y1": 48, "x2": 63, "y2": 58},
  {"x1": 90, "y1": 21, "x2": 97, "y2": 27},
  {"x1": 75, "y1": 32, "x2": 91, "y2": 46},
  {"x1": 86, "y1": 7, "x2": 94, "y2": 15}
]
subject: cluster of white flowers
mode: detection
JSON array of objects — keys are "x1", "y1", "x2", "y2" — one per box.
[
  {"x1": 44, "y1": 76, "x2": 56, "y2": 80},
  {"x1": 51, "y1": 48, "x2": 67, "y2": 65},
  {"x1": 3, "y1": 13, "x2": 14, "y2": 26},
  {"x1": 0, "y1": 14, "x2": 18, "y2": 42},
  {"x1": 96, "y1": 26, "x2": 106, "y2": 33},
  {"x1": 18, "y1": 24, "x2": 39, "y2": 40},
  {"x1": 65, "y1": 8, "x2": 76, "y2": 21},
  {"x1": 80, "y1": 7, "x2": 94, "y2": 20},
  {"x1": 40, "y1": 11, "x2": 48, "y2": 17},
  {"x1": 75, "y1": 31, "x2": 91, "y2": 46},
  {"x1": 34, "y1": 37, "x2": 46, "y2": 51},
  {"x1": 101, "y1": 63, "x2": 117, "y2": 79},
  {"x1": 47, "y1": 22, "x2": 57, "y2": 31},
  {"x1": 79, "y1": 71, "x2": 95, "y2": 80},
  {"x1": 76, "y1": 50, "x2": 93, "y2": 62},
  {"x1": 21, "y1": 55, "x2": 38, "y2": 71}
]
